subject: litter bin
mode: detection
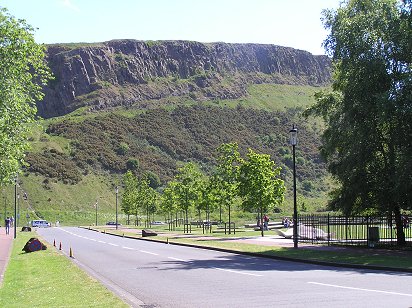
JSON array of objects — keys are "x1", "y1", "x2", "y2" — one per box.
[{"x1": 368, "y1": 227, "x2": 379, "y2": 247}]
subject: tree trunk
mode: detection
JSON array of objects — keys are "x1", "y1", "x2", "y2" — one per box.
[{"x1": 394, "y1": 206, "x2": 406, "y2": 246}]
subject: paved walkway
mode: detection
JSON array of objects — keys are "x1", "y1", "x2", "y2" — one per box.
[{"x1": 0, "y1": 227, "x2": 13, "y2": 285}]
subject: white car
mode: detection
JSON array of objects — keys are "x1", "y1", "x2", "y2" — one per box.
[{"x1": 31, "y1": 220, "x2": 51, "y2": 228}]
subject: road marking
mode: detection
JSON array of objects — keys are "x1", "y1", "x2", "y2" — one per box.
[
  {"x1": 89, "y1": 239, "x2": 97, "y2": 242},
  {"x1": 308, "y1": 282, "x2": 412, "y2": 297},
  {"x1": 108, "y1": 243, "x2": 118, "y2": 247},
  {"x1": 98, "y1": 240, "x2": 106, "y2": 244},
  {"x1": 140, "y1": 250, "x2": 159, "y2": 256},
  {"x1": 168, "y1": 257, "x2": 186, "y2": 262},
  {"x1": 212, "y1": 267, "x2": 263, "y2": 277},
  {"x1": 122, "y1": 246, "x2": 135, "y2": 250}
]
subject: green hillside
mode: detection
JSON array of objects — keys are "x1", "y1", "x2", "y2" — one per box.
[{"x1": 2, "y1": 83, "x2": 331, "y2": 225}]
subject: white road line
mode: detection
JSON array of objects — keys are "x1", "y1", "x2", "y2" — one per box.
[
  {"x1": 122, "y1": 246, "x2": 135, "y2": 250},
  {"x1": 140, "y1": 250, "x2": 159, "y2": 256},
  {"x1": 168, "y1": 257, "x2": 186, "y2": 262},
  {"x1": 98, "y1": 240, "x2": 106, "y2": 244},
  {"x1": 212, "y1": 267, "x2": 263, "y2": 277},
  {"x1": 308, "y1": 282, "x2": 412, "y2": 297},
  {"x1": 89, "y1": 239, "x2": 97, "y2": 242},
  {"x1": 108, "y1": 243, "x2": 118, "y2": 247}
]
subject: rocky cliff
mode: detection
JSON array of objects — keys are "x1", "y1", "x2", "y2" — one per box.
[{"x1": 39, "y1": 40, "x2": 331, "y2": 118}]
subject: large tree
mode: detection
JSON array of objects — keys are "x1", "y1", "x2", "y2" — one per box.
[
  {"x1": 174, "y1": 162, "x2": 203, "y2": 229},
  {"x1": 211, "y1": 143, "x2": 242, "y2": 233},
  {"x1": 306, "y1": 0, "x2": 411, "y2": 244},
  {"x1": 238, "y1": 149, "x2": 285, "y2": 237},
  {"x1": 0, "y1": 8, "x2": 52, "y2": 184}
]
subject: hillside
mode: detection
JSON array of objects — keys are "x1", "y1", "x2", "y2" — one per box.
[
  {"x1": 4, "y1": 41, "x2": 332, "y2": 225},
  {"x1": 38, "y1": 40, "x2": 330, "y2": 118}
]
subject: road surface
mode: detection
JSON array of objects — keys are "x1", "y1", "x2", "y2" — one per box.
[{"x1": 36, "y1": 227, "x2": 412, "y2": 307}]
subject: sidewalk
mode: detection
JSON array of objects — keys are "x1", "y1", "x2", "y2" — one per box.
[{"x1": 0, "y1": 227, "x2": 13, "y2": 285}]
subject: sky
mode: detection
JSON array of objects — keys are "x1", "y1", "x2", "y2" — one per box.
[{"x1": 1, "y1": 0, "x2": 342, "y2": 55}]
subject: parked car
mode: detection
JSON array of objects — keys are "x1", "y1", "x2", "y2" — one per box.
[
  {"x1": 31, "y1": 220, "x2": 51, "y2": 228},
  {"x1": 151, "y1": 221, "x2": 165, "y2": 225},
  {"x1": 106, "y1": 221, "x2": 121, "y2": 226}
]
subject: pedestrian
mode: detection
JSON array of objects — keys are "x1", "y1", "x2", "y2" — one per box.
[
  {"x1": 263, "y1": 214, "x2": 269, "y2": 231},
  {"x1": 5, "y1": 217, "x2": 10, "y2": 235},
  {"x1": 10, "y1": 216, "x2": 14, "y2": 228}
]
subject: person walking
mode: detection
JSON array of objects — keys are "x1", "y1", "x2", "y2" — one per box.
[{"x1": 5, "y1": 217, "x2": 10, "y2": 235}]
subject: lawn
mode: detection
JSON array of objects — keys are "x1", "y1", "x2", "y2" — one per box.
[{"x1": 0, "y1": 231, "x2": 128, "y2": 308}]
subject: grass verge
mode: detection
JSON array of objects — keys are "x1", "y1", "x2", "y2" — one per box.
[
  {"x1": 0, "y1": 231, "x2": 128, "y2": 308},
  {"x1": 98, "y1": 226, "x2": 412, "y2": 270}
]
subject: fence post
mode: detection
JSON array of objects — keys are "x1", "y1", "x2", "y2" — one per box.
[{"x1": 327, "y1": 213, "x2": 330, "y2": 246}]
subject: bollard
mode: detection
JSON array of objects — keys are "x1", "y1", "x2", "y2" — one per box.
[
  {"x1": 59, "y1": 242, "x2": 62, "y2": 250},
  {"x1": 167, "y1": 237, "x2": 169, "y2": 244},
  {"x1": 53, "y1": 239, "x2": 56, "y2": 247},
  {"x1": 69, "y1": 247, "x2": 74, "y2": 258}
]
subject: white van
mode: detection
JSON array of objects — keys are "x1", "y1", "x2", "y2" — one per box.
[{"x1": 31, "y1": 220, "x2": 51, "y2": 228}]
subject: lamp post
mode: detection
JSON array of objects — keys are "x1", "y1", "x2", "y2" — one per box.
[
  {"x1": 115, "y1": 187, "x2": 119, "y2": 230},
  {"x1": 289, "y1": 125, "x2": 298, "y2": 249},
  {"x1": 14, "y1": 176, "x2": 17, "y2": 239},
  {"x1": 95, "y1": 199, "x2": 98, "y2": 226}
]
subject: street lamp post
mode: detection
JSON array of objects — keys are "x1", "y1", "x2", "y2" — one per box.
[
  {"x1": 115, "y1": 187, "x2": 119, "y2": 230},
  {"x1": 95, "y1": 199, "x2": 98, "y2": 226},
  {"x1": 289, "y1": 125, "x2": 298, "y2": 249},
  {"x1": 14, "y1": 176, "x2": 17, "y2": 239}
]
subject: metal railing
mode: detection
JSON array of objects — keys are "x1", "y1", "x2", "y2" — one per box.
[{"x1": 297, "y1": 214, "x2": 412, "y2": 247}]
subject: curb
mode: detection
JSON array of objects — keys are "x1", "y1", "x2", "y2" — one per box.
[{"x1": 79, "y1": 227, "x2": 412, "y2": 274}]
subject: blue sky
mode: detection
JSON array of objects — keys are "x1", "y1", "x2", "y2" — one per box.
[{"x1": 1, "y1": 0, "x2": 341, "y2": 55}]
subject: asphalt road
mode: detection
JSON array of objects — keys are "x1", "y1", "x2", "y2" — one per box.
[{"x1": 36, "y1": 227, "x2": 412, "y2": 308}]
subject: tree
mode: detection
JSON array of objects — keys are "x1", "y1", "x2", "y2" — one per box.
[
  {"x1": 121, "y1": 170, "x2": 138, "y2": 224},
  {"x1": 239, "y1": 149, "x2": 285, "y2": 237},
  {"x1": 212, "y1": 143, "x2": 242, "y2": 233},
  {"x1": 160, "y1": 180, "x2": 179, "y2": 229},
  {"x1": 174, "y1": 162, "x2": 203, "y2": 229},
  {"x1": 305, "y1": 0, "x2": 412, "y2": 245},
  {"x1": 0, "y1": 8, "x2": 52, "y2": 184}
]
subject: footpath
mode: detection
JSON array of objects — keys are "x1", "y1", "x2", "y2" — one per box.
[{"x1": 0, "y1": 227, "x2": 13, "y2": 285}]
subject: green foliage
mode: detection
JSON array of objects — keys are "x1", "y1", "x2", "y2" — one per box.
[
  {"x1": 117, "y1": 142, "x2": 129, "y2": 155},
  {"x1": 239, "y1": 149, "x2": 285, "y2": 214},
  {"x1": 145, "y1": 170, "x2": 161, "y2": 189},
  {"x1": 173, "y1": 162, "x2": 203, "y2": 222},
  {"x1": 0, "y1": 8, "x2": 52, "y2": 184},
  {"x1": 306, "y1": 0, "x2": 412, "y2": 244},
  {"x1": 126, "y1": 158, "x2": 139, "y2": 170},
  {"x1": 25, "y1": 149, "x2": 82, "y2": 184},
  {"x1": 121, "y1": 170, "x2": 137, "y2": 216}
]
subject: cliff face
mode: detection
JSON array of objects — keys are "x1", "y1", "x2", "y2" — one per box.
[{"x1": 39, "y1": 40, "x2": 331, "y2": 118}]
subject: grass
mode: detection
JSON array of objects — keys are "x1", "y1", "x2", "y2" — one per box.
[
  {"x1": 97, "y1": 225, "x2": 412, "y2": 270},
  {"x1": 0, "y1": 231, "x2": 128, "y2": 308}
]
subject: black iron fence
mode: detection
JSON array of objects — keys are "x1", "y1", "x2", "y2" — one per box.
[{"x1": 298, "y1": 214, "x2": 412, "y2": 247}]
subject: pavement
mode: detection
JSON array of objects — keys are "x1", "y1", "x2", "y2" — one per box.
[{"x1": 0, "y1": 227, "x2": 13, "y2": 285}]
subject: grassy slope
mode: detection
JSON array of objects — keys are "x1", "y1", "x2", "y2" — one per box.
[
  {"x1": 0, "y1": 232, "x2": 128, "y2": 307},
  {"x1": 3, "y1": 83, "x2": 329, "y2": 225}
]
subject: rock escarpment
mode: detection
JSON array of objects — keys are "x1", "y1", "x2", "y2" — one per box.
[{"x1": 39, "y1": 40, "x2": 331, "y2": 118}]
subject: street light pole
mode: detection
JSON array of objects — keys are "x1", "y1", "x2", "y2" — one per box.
[
  {"x1": 289, "y1": 125, "x2": 298, "y2": 249},
  {"x1": 14, "y1": 176, "x2": 17, "y2": 239},
  {"x1": 95, "y1": 199, "x2": 98, "y2": 226},
  {"x1": 115, "y1": 187, "x2": 119, "y2": 230}
]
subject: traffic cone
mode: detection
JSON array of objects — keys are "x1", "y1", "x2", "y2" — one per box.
[
  {"x1": 59, "y1": 242, "x2": 62, "y2": 250},
  {"x1": 53, "y1": 239, "x2": 56, "y2": 247},
  {"x1": 69, "y1": 247, "x2": 74, "y2": 258}
]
